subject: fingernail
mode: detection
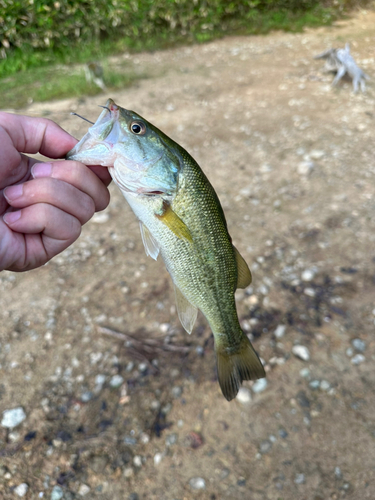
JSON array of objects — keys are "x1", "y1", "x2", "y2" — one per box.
[
  {"x1": 3, "y1": 210, "x2": 21, "y2": 224},
  {"x1": 3, "y1": 184, "x2": 23, "y2": 201},
  {"x1": 31, "y1": 162, "x2": 52, "y2": 178}
]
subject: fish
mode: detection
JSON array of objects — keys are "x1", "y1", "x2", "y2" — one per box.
[{"x1": 66, "y1": 99, "x2": 265, "y2": 401}]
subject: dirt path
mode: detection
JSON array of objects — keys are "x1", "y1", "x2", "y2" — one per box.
[{"x1": 1, "y1": 10, "x2": 375, "y2": 500}]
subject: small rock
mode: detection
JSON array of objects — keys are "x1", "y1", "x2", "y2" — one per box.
[
  {"x1": 351, "y1": 354, "x2": 365, "y2": 365},
  {"x1": 133, "y1": 455, "x2": 142, "y2": 467},
  {"x1": 320, "y1": 380, "x2": 331, "y2": 391},
  {"x1": 1, "y1": 407, "x2": 26, "y2": 428},
  {"x1": 252, "y1": 378, "x2": 268, "y2": 393},
  {"x1": 301, "y1": 269, "x2": 316, "y2": 281},
  {"x1": 189, "y1": 477, "x2": 206, "y2": 490},
  {"x1": 154, "y1": 453, "x2": 163, "y2": 466},
  {"x1": 334, "y1": 466, "x2": 342, "y2": 479},
  {"x1": 165, "y1": 433, "x2": 178, "y2": 446},
  {"x1": 236, "y1": 387, "x2": 252, "y2": 403},
  {"x1": 128, "y1": 494, "x2": 139, "y2": 500},
  {"x1": 299, "y1": 368, "x2": 310, "y2": 378},
  {"x1": 304, "y1": 287, "x2": 316, "y2": 297},
  {"x1": 260, "y1": 439, "x2": 272, "y2": 454},
  {"x1": 346, "y1": 348, "x2": 354, "y2": 357},
  {"x1": 14, "y1": 483, "x2": 28, "y2": 497},
  {"x1": 91, "y1": 212, "x2": 110, "y2": 224},
  {"x1": 81, "y1": 391, "x2": 93, "y2": 403},
  {"x1": 309, "y1": 380, "x2": 320, "y2": 390},
  {"x1": 171, "y1": 386, "x2": 183, "y2": 398},
  {"x1": 351, "y1": 338, "x2": 366, "y2": 352},
  {"x1": 310, "y1": 149, "x2": 325, "y2": 160},
  {"x1": 109, "y1": 375, "x2": 124, "y2": 388},
  {"x1": 78, "y1": 484, "x2": 90, "y2": 496},
  {"x1": 294, "y1": 473, "x2": 305, "y2": 484},
  {"x1": 279, "y1": 428, "x2": 288, "y2": 439},
  {"x1": 292, "y1": 345, "x2": 310, "y2": 361},
  {"x1": 296, "y1": 391, "x2": 310, "y2": 408},
  {"x1": 274, "y1": 325, "x2": 286, "y2": 338},
  {"x1": 297, "y1": 161, "x2": 314, "y2": 176},
  {"x1": 50, "y1": 486, "x2": 64, "y2": 500}
]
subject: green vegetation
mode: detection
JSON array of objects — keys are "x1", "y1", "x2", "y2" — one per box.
[{"x1": 0, "y1": 0, "x2": 372, "y2": 108}]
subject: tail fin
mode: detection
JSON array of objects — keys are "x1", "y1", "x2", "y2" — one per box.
[{"x1": 216, "y1": 334, "x2": 265, "y2": 401}]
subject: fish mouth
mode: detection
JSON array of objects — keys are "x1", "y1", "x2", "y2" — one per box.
[{"x1": 66, "y1": 99, "x2": 124, "y2": 166}]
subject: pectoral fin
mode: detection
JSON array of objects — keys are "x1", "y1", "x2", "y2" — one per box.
[
  {"x1": 233, "y1": 246, "x2": 252, "y2": 288},
  {"x1": 155, "y1": 201, "x2": 192, "y2": 242},
  {"x1": 139, "y1": 222, "x2": 160, "y2": 260},
  {"x1": 173, "y1": 283, "x2": 198, "y2": 334}
]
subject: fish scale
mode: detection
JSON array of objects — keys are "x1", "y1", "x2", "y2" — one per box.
[{"x1": 66, "y1": 98, "x2": 265, "y2": 400}]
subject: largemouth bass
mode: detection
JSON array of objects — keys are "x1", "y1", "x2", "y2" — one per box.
[{"x1": 67, "y1": 99, "x2": 265, "y2": 400}]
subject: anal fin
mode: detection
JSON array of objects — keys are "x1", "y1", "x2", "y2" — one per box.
[
  {"x1": 233, "y1": 246, "x2": 252, "y2": 289},
  {"x1": 173, "y1": 283, "x2": 198, "y2": 334},
  {"x1": 139, "y1": 222, "x2": 160, "y2": 260}
]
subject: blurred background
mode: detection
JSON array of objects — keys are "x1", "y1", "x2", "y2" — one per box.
[{"x1": 1, "y1": 1, "x2": 375, "y2": 499}]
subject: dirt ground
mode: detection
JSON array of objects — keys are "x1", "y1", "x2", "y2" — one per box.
[{"x1": 1, "y1": 9, "x2": 375, "y2": 500}]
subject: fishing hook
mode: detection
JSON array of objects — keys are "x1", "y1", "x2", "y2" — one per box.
[{"x1": 70, "y1": 112, "x2": 94, "y2": 125}]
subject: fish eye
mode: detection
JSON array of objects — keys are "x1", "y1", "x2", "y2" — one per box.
[{"x1": 130, "y1": 121, "x2": 146, "y2": 135}]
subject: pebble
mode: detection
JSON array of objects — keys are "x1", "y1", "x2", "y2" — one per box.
[
  {"x1": 81, "y1": 391, "x2": 93, "y2": 403},
  {"x1": 110, "y1": 375, "x2": 124, "y2": 388},
  {"x1": 91, "y1": 212, "x2": 110, "y2": 223},
  {"x1": 310, "y1": 149, "x2": 325, "y2": 160},
  {"x1": 309, "y1": 380, "x2": 320, "y2": 390},
  {"x1": 335, "y1": 466, "x2": 342, "y2": 479},
  {"x1": 260, "y1": 439, "x2": 272, "y2": 454},
  {"x1": 189, "y1": 477, "x2": 206, "y2": 490},
  {"x1": 252, "y1": 378, "x2": 268, "y2": 393},
  {"x1": 236, "y1": 387, "x2": 252, "y2": 403},
  {"x1": 294, "y1": 473, "x2": 305, "y2": 484},
  {"x1": 320, "y1": 380, "x2": 331, "y2": 391},
  {"x1": 304, "y1": 287, "x2": 316, "y2": 297},
  {"x1": 1, "y1": 407, "x2": 26, "y2": 428},
  {"x1": 351, "y1": 354, "x2": 365, "y2": 365},
  {"x1": 50, "y1": 486, "x2": 64, "y2": 500},
  {"x1": 274, "y1": 325, "x2": 286, "y2": 339},
  {"x1": 292, "y1": 345, "x2": 310, "y2": 361},
  {"x1": 351, "y1": 338, "x2": 366, "y2": 352},
  {"x1": 301, "y1": 268, "x2": 316, "y2": 281},
  {"x1": 171, "y1": 386, "x2": 183, "y2": 398},
  {"x1": 299, "y1": 368, "x2": 310, "y2": 378},
  {"x1": 14, "y1": 483, "x2": 28, "y2": 497},
  {"x1": 166, "y1": 433, "x2": 178, "y2": 446},
  {"x1": 297, "y1": 161, "x2": 314, "y2": 175},
  {"x1": 154, "y1": 452, "x2": 163, "y2": 466},
  {"x1": 78, "y1": 484, "x2": 90, "y2": 496}
]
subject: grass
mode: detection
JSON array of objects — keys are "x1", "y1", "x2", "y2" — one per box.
[{"x1": 0, "y1": 6, "x2": 338, "y2": 109}]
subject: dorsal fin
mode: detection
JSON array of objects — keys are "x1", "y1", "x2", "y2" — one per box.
[
  {"x1": 139, "y1": 222, "x2": 160, "y2": 260},
  {"x1": 233, "y1": 246, "x2": 252, "y2": 289},
  {"x1": 173, "y1": 283, "x2": 198, "y2": 334}
]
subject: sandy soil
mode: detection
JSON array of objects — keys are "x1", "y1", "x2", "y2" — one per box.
[{"x1": 1, "y1": 10, "x2": 375, "y2": 500}]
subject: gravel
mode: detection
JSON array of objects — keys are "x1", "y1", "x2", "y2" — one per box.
[
  {"x1": 252, "y1": 378, "x2": 268, "y2": 393},
  {"x1": 1, "y1": 407, "x2": 26, "y2": 428},
  {"x1": 50, "y1": 486, "x2": 64, "y2": 500},
  {"x1": 236, "y1": 387, "x2": 252, "y2": 403},
  {"x1": 189, "y1": 477, "x2": 206, "y2": 490},
  {"x1": 292, "y1": 345, "x2": 310, "y2": 361},
  {"x1": 351, "y1": 338, "x2": 366, "y2": 352},
  {"x1": 14, "y1": 483, "x2": 28, "y2": 497}
]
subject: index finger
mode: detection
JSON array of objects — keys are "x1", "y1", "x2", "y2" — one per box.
[{"x1": 0, "y1": 112, "x2": 77, "y2": 158}]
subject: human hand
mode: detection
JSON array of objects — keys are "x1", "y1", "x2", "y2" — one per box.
[{"x1": 0, "y1": 112, "x2": 111, "y2": 272}]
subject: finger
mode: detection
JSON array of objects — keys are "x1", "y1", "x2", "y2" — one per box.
[
  {"x1": 3, "y1": 203, "x2": 81, "y2": 243},
  {"x1": 0, "y1": 113, "x2": 77, "y2": 158},
  {"x1": 31, "y1": 161, "x2": 111, "y2": 211},
  {"x1": 4, "y1": 178, "x2": 96, "y2": 226}
]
